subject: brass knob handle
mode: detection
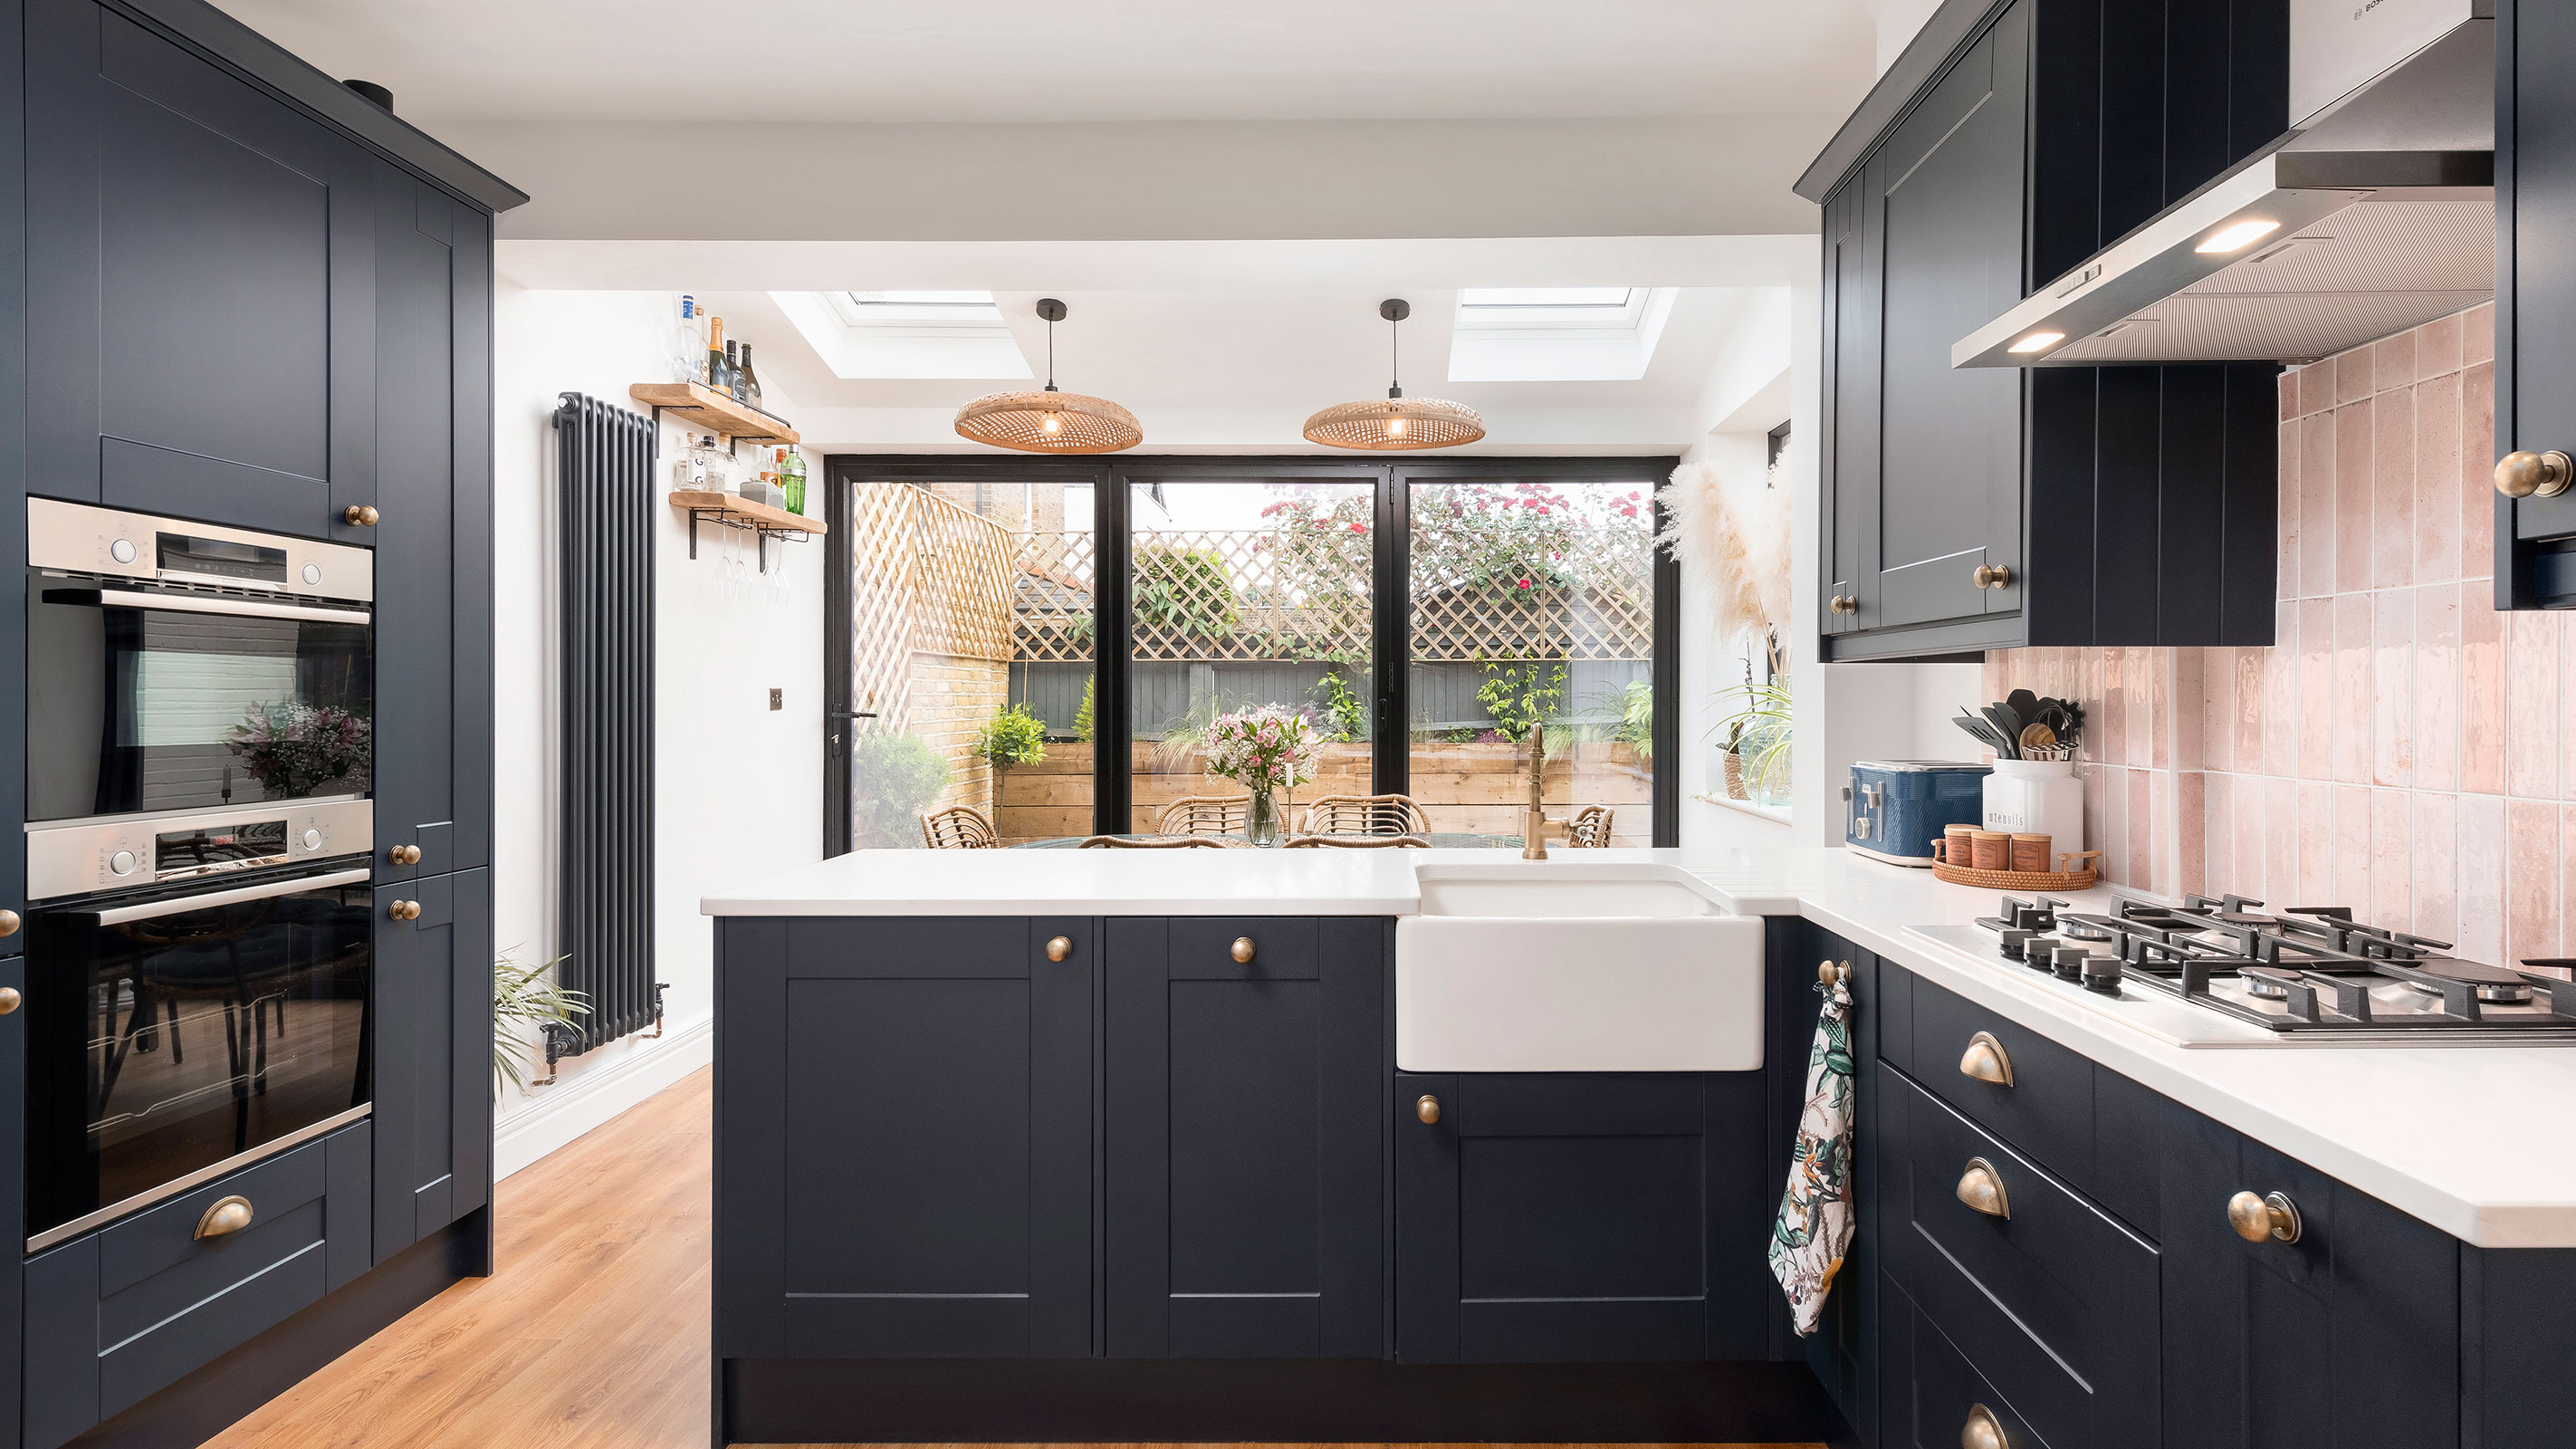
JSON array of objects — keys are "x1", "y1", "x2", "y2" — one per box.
[
  {"x1": 0, "y1": 907, "x2": 18, "y2": 937},
  {"x1": 1956, "y1": 1156, "x2": 2011, "y2": 1219},
  {"x1": 343, "y1": 504, "x2": 379, "y2": 526},
  {"x1": 389, "y1": 899, "x2": 420, "y2": 921},
  {"x1": 1829, "y1": 593, "x2": 1858, "y2": 615},
  {"x1": 0, "y1": 986, "x2": 19, "y2": 1014},
  {"x1": 2495, "y1": 449, "x2": 2575, "y2": 499},
  {"x1": 1961, "y1": 1402, "x2": 2010, "y2": 1449},
  {"x1": 388, "y1": 844, "x2": 421, "y2": 866},
  {"x1": 1046, "y1": 935, "x2": 1072, "y2": 962},
  {"x1": 1973, "y1": 562, "x2": 2014, "y2": 590},
  {"x1": 195, "y1": 1195, "x2": 254, "y2": 1240},
  {"x1": 1231, "y1": 936, "x2": 1255, "y2": 964},
  {"x1": 1416, "y1": 1094, "x2": 1441, "y2": 1125},
  {"x1": 2227, "y1": 1189, "x2": 2303, "y2": 1244},
  {"x1": 1958, "y1": 1031, "x2": 2015, "y2": 1087}
]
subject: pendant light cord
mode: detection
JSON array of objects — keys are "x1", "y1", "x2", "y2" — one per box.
[
  {"x1": 1388, "y1": 313, "x2": 1403, "y2": 399},
  {"x1": 1046, "y1": 316, "x2": 1058, "y2": 392}
]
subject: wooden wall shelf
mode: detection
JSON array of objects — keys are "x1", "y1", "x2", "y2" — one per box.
[
  {"x1": 630, "y1": 381, "x2": 800, "y2": 444},
  {"x1": 668, "y1": 490, "x2": 825, "y2": 572}
]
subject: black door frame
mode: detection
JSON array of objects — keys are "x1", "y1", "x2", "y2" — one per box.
[{"x1": 820, "y1": 454, "x2": 1680, "y2": 851}]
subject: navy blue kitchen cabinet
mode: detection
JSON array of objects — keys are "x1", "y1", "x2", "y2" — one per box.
[
  {"x1": 2497, "y1": 0, "x2": 2576, "y2": 605},
  {"x1": 1807, "y1": 0, "x2": 2284, "y2": 658},
  {"x1": 22, "y1": 1123, "x2": 372, "y2": 1449},
  {"x1": 1105, "y1": 917, "x2": 1385, "y2": 1358},
  {"x1": 0, "y1": 955, "x2": 23, "y2": 1448},
  {"x1": 715, "y1": 916, "x2": 1097, "y2": 1359},
  {"x1": 371, "y1": 163, "x2": 494, "y2": 878},
  {"x1": 24, "y1": 0, "x2": 377, "y2": 542},
  {"x1": 370, "y1": 870, "x2": 492, "y2": 1265},
  {"x1": 1779, "y1": 926, "x2": 1881, "y2": 1444},
  {"x1": 1393, "y1": 1068, "x2": 1771, "y2": 1364}
]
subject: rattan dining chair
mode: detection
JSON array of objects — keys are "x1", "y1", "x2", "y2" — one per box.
[
  {"x1": 1077, "y1": 834, "x2": 1238, "y2": 849},
  {"x1": 1155, "y1": 794, "x2": 1258, "y2": 836},
  {"x1": 1298, "y1": 792, "x2": 1430, "y2": 837},
  {"x1": 920, "y1": 805, "x2": 1000, "y2": 849},
  {"x1": 1282, "y1": 833, "x2": 1429, "y2": 849},
  {"x1": 1566, "y1": 804, "x2": 1614, "y2": 849}
]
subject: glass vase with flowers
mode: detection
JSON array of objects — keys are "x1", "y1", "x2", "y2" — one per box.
[{"x1": 1201, "y1": 704, "x2": 1323, "y2": 846}]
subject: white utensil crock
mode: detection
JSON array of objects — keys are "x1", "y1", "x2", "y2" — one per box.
[{"x1": 1982, "y1": 759, "x2": 2083, "y2": 857}]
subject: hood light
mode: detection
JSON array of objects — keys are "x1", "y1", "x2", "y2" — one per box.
[
  {"x1": 2195, "y1": 218, "x2": 2282, "y2": 254},
  {"x1": 2007, "y1": 331, "x2": 2065, "y2": 355}
]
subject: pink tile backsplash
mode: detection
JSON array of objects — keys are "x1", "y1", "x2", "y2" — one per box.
[{"x1": 1985, "y1": 304, "x2": 2574, "y2": 968}]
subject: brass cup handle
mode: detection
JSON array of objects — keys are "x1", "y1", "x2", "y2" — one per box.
[
  {"x1": 0, "y1": 986, "x2": 19, "y2": 1015},
  {"x1": 1231, "y1": 936, "x2": 1256, "y2": 964},
  {"x1": 1973, "y1": 562, "x2": 2014, "y2": 590},
  {"x1": 1416, "y1": 1094, "x2": 1441, "y2": 1125},
  {"x1": 343, "y1": 504, "x2": 379, "y2": 526},
  {"x1": 1961, "y1": 1402, "x2": 2011, "y2": 1449},
  {"x1": 1045, "y1": 935, "x2": 1072, "y2": 963},
  {"x1": 2227, "y1": 1189, "x2": 2303, "y2": 1244},
  {"x1": 388, "y1": 844, "x2": 422, "y2": 866},
  {"x1": 1957, "y1": 1156, "x2": 2011, "y2": 1219},
  {"x1": 1958, "y1": 1031, "x2": 2015, "y2": 1087},
  {"x1": 0, "y1": 907, "x2": 18, "y2": 937},
  {"x1": 389, "y1": 899, "x2": 421, "y2": 921},
  {"x1": 195, "y1": 1195, "x2": 254, "y2": 1240},
  {"x1": 2495, "y1": 449, "x2": 2575, "y2": 499}
]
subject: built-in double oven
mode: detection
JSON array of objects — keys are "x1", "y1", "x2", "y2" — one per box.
[{"x1": 22, "y1": 499, "x2": 377, "y2": 1252}]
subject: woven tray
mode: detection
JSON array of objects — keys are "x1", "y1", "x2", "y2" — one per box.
[{"x1": 1929, "y1": 843, "x2": 2102, "y2": 891}]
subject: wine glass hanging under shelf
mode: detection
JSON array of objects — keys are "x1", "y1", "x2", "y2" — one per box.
[{"x1": 667, "y1": 490, "x2": 827, "y2": 574}]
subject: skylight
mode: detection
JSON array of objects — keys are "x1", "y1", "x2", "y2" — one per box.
[
  {"x1": 775, "y1": 290, "x2": 1034, "y2": 380},
  {"x1": 824, "y1": 290, "x2": 1005, "y2": 327},
  {"x1": 1458, "y1": 287, "x2": 1637, "y2": 309}
]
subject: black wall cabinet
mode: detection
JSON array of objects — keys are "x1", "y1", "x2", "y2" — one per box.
[
  {"x1": 716, "y1": 917, "x2": 1098, "y2": 1359},
  {"x1": 1393, "y1": 1069, "x2": 1769, "y2": 1365},
  {"x1": 371, "y1": 869, "x2": 492, "y2": 1264},
  {"x1": 2498, "y1": 0, "x2": 2576, "y2": 605},
  {"x1": 1816, "y1": 0, "x2": 2286, "y2": 659},
  {"x1": 24, "y1": 0, "x2": 375, "y2": 541},
  {"x1": 1106, "y1": 917, "x2": 1386, "y2": 1358}
]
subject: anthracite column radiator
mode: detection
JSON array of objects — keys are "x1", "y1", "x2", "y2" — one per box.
[{"x1": 551, "y1": 392, "x2": 660, "y2": 1056}]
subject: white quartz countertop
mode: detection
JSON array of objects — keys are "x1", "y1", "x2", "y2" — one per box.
[{"x1": 704, "y1": 845, "x2": 2576, "y2": 1248}]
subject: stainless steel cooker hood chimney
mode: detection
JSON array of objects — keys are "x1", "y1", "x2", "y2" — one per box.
[{"x1": 1955, "y1": 1, "x2": 2495, "y2": 369}]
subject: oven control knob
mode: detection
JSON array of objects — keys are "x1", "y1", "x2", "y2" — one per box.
[
  {"x1": 109, "y1": 849, "x2": 138, "y2": 877},
  {"x1": 302, "y1": 562, "x2": 322, "y2": 586},
  {"x1": 109, "y1": 538, "x2": 136, "y2": 564},
  {"x1": 302, "y1": 829, "x2": 323, "y2": 850}
]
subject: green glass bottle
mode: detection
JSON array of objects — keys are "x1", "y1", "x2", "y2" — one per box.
[{"x1": 779, "y1": 446, "x2": 808, "y2": 515}]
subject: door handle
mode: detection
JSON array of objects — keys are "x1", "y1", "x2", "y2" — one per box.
[
  {"x1": 2495, "y1": 449, "x2": 2574, "y2": 498},
  {"x1": 343, "y1": 505, "x2": 379, "y2": 527},
  {"x1": 1958, "y1": 1031, "x2": 2015, "y2": 1086},
  {"x1": 2227, "y1": 1189, "x2": 2303, "y2": 1244},
  {"x1": 1956, "y1": 1157, "x2": 2011, "y2": 1219},
  {"x1": 1416, "y1": 1094, "x2": 1441, "y2": 1125},
  {"x1": 1973, "y1": 562, "x2": 2014, "y2": 590},
  {"x1": 195, "y1": 1195, "x2": 254, "y2": 1240}
]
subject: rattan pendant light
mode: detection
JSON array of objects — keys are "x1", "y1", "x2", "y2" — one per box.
[
  {"x1": 1303, "y1": 299, "x2": 1485, "y2": 450},
  {"x1": 953, "y1": 298, "x2": 1142, "y2": 453}
]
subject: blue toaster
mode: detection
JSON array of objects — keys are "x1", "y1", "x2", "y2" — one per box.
[{"x1": 1844, "y1": 761, "x2": 1991, "y2": 866}]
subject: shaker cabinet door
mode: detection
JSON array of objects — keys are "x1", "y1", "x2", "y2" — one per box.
[
  {"x1": 24, "y1": 0, "x2": 374, "y2": 540},
  {"x1": 369, "y1": 870, "x2": 492, "y2": 1262},
  {"x1": 371, "y1": 165, "x2": 494, "y2": 878},
  {"x1": 1104, "y1": 917, "x2": 1386, "y2": 1358},
  {"x1": 716, "y1": 916, "x2": 1096, "y2": 1359},
  {"x1": 2501, "y1": 0, "x2": 2576, "y2": 574},
  {"x1": 1862, "y1": 2, "x2": 2026, "y2": 633}
]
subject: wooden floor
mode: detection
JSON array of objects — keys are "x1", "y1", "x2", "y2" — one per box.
[{"x1": 207, "y1": 1067, "x2": 1816, "y2": 1449}]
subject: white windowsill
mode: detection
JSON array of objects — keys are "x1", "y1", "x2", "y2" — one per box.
[{"x1": 1695, "y1": 792, "x2": 1792, "y2": 824}]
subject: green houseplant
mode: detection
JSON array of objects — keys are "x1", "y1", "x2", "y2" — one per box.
[
  {"x1": 1711, "y1": 673, "x2": 1792, "y2": 803},
  {"x1": 849, "y1": 730, "x2": 954, "y2": 847},
  {"x1": 493, "y1": 950, "x2": 586, "y2": 1097},
  {"x1": 975, "y1": 704, "x2": 1049, "y2": 823}
]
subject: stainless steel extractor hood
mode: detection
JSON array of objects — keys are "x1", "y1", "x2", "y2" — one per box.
[{"x1": 1956, "y1": 5, "x2": 2495, "y2": 369}]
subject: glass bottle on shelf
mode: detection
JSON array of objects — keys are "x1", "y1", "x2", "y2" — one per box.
[
  {"x1": 698, "y1": 436, "x2": 732, "y2": 495},
  {"x1": 737, "y1": 342, "x2": 763, "y2": 411},
  {"x1": 704, "y1": 315, "x2": 727, "y2": 393},
  {"x1": 777, "y1": 446, "x2": 807, "y2": 515},
  {"x1": 723, "y1": 341, "x2": 744, "y2": 402},
  {"x1": 673, "y1": 293, "x2": 700, "y2": 382},
  {"x1": 673, "y1": 429, "x2": 706, "y2": 492}
]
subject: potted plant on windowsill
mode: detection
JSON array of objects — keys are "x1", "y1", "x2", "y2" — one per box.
[{"x1": 1712, "y1": 673, "x2": 1792, "y2": 807}]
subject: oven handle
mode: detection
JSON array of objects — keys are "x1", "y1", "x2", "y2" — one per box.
[
  {"x1": 82, "y1": 867, "x2": 374, "y2": 926},
  {"x1": 84, "y1": 588, "x2": 371, "y2": 626}
]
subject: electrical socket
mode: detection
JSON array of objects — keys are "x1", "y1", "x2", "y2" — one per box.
[{"x1": 769, "y1": 688, "x2": 783, "y2": 710}]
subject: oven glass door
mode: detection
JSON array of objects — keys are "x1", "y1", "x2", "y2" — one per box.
[
  {"x1": 26, "y1": 577, "x2": 373, "y2": 822},
  {"x1": 25, "y1": 869, "x2": 374, "y2": 1245}
]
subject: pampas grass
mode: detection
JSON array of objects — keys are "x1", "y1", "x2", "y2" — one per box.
[{"x1": 1656, "y1": 452, "x2": 1793, "y2": 674}]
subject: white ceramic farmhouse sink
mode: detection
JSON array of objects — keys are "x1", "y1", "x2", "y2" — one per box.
[{"x1": 1395, "y1": 862, "x2": 1765, "y2": 1072}]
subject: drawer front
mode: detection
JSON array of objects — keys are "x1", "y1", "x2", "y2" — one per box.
[
  {"x1": 1908, "y1": 974, "x2": 2095, "y2": 1189},
  {"x1": 1167, "y1": 917, "x2": 1320, "y2": 980},
  {"x1": 1883, "y1": 1071, "x2": 2158, "y2": 1449},
  {"x1": 24, "y1": 1122, "x2": 371, "y2": 1449},
  {"x1": 1882, "y1": 1278, "x2": 2054, "y2": 1449}
]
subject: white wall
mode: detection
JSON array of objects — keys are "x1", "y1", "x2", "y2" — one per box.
[{"x1": 490, "y1": 286, "x2": 823, "y2": 1176}]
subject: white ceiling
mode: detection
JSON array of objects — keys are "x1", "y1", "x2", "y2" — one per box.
[{"x1": 220, "y1": 0, "x2": 1882, "y2": 124}]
